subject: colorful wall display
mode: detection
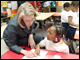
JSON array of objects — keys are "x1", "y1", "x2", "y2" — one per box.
[
  {"x1": 36, "y1": 1, "x2": 42, "y2": 12},
  {"x1": 56, "y1": 1, "x2": 72, "y2": 6},
  {"x1": 1, "y1": 1, "x2": 8, "y2": 8}
]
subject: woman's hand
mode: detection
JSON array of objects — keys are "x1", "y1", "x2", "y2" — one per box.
[
  {"x1": 28, "y1": 34, "x2": 36, "y2": 49},
  {"x1": 20, "y1": 49, "x2": 37, "y2": 58}
]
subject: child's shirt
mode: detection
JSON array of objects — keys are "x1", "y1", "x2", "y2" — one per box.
[
  {"x1": 39, "y1": 37, "x2": 69, "y2": 53},
  {"x1": 77, "y1": 11, "x2": 79, "y2": 17},
  {"x1": 68, "y1": 10, "x2": 79, "y2": 28},
  {"x1": 61, "y1": 9, "x2": 69, "y2": 23}
]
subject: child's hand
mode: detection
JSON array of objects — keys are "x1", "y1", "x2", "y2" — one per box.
[
  {"x1": 35, "y1": 44, "x2": 40, "y2": 55},
  {"x1": 35, "y1": 48, "x2": 40, "y2": 56}
]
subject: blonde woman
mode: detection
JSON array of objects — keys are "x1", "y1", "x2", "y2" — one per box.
[{"x1": 3, "y1": 2, "x2": 44, "y2": 58}]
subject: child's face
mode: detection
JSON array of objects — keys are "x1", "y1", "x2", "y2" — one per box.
[
  {"x1": 71, "y1": 5, "x2": 79, "y2": 12},
  {"x1": 64, "y1": 6, "x2": 71, "y2": 12},
  {"x1": 66, "y1": 6, "x2": 71, "y2": 11},
  {"x1": 47, "y1": 26, "x2": 56, "y2": 41}
]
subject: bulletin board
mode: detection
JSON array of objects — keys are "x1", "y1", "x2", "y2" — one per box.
[
  {"x1": 1, "y1": 1, "x2": 8, "y2": 8},
  {"x1": 36, "y1": 1, "x2": 42, "y2": 12}
]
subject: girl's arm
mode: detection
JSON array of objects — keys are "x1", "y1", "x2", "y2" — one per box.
[
  {"x1": 35, "y1": 44, "x2": 40, "y2": 55},
  {"x1": 68, "y1": 16, "x2": 79, "y2": 27}
]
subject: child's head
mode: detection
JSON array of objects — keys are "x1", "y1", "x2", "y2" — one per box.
[
  {"x1": 47, "y1": 25, "x2": 66, "y2": 43},
  {"x1": 71, "y1": 1, "x2": 79, "y2": 12},
  {"x1": 63, "y1": 2, "x2": 71, "y2": 12}
]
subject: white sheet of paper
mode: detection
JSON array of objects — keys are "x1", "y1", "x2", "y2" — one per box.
[
  {"x1": 7, "y1": 9, "x2": 11, "y2": 15},
  {"x1": 76, "y1": 31, "x2": 79, "y2": 34},
  {"x1": 11, "y1": 1, "x2": 17, "y2": 10},
  {"x1": 8, "y1": 3, "x2": 12, "y2": 8},
  {"x1": 22, "y1": 49, "x2": 48, "y2": 59}
]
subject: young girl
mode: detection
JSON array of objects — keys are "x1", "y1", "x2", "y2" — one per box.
[
  {"x1": 66, "y1": 1, "x2": 79, "y2": 41},
  {"x1": 61, "y1": 2, "x2": 71, "y2": 40},
  {"x1": 61, "y1": 2, "x2": 71, "y2": 32},
  {"x1": 35, "y1": 25, "x2": 69, "y2": 55}
]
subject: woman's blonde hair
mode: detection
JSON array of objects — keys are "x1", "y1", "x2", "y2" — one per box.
[{"x1": 17, "y1": 2, "x2": 37, "y2": 28}]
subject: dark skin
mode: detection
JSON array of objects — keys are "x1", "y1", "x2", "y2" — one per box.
[{"x1": 35, "y1": 26, "x2": 59, "y2": 55}]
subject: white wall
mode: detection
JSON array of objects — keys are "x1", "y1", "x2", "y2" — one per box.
[{"x1": 11, "y1": 1, "x2": 18, "y2": 10}]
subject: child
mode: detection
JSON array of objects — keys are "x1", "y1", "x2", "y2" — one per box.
[
  {"x1": 61, "y1": 2, "x2": 71, "y2": 31},
  {"x1": 66, "y1": 1, "x2": 79, "y2": 41},
  {"x1": 50, "y1": 1, "x2": 57, "y2": 12},
  {"x1": 61, "y1": 2, "x2": 71, "y2": 40},
  {"x1": 35, "y1": 25, "x2": 69, "y2": 55}
]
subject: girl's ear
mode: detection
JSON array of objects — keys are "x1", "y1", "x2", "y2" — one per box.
[
  {"x1": 56, "y1": 35, "x2": 59, "y2": 38},
  {"x1": 56, "y1": 35, "x2": 61, "y2": 40}
]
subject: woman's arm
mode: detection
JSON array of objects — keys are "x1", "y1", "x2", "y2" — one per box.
[
  {"x1": 3, "y1": 25, "x2": 25, "y2": 54},
  {"x1": 28, "y1": 34, "x2": 36, "y2": 49},
  {"x1": 20, "y1": 49, "x2": 37, "y2": 58}
]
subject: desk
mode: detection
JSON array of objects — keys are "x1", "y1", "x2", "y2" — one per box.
[
  {"x1": 53, "y1": 12, "x2": 61, "y2": 16},
  {"x1": 36, "y1": 13, "x2": 55, "y2": 20},
  {"x1": 52, "y1": 12, "x2": 61, "y2": 25},
  {"x1": 1, "y1": 46, "x2": 79, "y2": 59},
  {"x1": 74, "y1": 29, "x2": 79, "y2": 39}
]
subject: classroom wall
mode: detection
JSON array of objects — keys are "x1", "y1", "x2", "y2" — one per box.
[
  {"x1": 56, "y1": 1, "x2": 72, "y2": 12},
  {"x1": 1, "y1": 1, "x2": 17, "y2": 12},
  {"x1": 1, "y1": 1, "x2": 72, "y2": 13},
  {"x1": 1, "y1": 1, "x2": 35, "y2": 12}
]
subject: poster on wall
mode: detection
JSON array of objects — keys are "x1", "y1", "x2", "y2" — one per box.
[
  {"x1": 1, "y1": 1, "x2": 8, "y2": 8},
  {"x1": 11, "y1": 1, "x2": 17, "y2": 10}
]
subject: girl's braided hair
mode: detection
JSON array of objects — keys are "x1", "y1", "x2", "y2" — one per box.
[{"x1": 55, "y1": 25, "x2": 66, "y2": 38}]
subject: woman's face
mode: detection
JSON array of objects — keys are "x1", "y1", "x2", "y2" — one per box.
[{"x1": 23, "y1": 15, "x2": 35, "y2": 27}]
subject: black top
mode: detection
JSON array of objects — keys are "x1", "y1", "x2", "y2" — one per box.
[{"x1": 3, "y1": 15, "x2": 35, "y2": 54}]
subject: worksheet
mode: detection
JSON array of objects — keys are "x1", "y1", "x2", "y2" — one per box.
[
  {"x1": 76, "y1": 31, "x2": 79, "y2": 34},
  {"x1": 22, "y1": 49, "x2": 48, "y2": 59}
]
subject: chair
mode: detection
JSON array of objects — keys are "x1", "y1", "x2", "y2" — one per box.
[
  {"x1": 64, "y1": 40, "x2": 75, "y2": 54},
  {"x1": 53, "y1": 16, "x2": 61, "y2": 25}
]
